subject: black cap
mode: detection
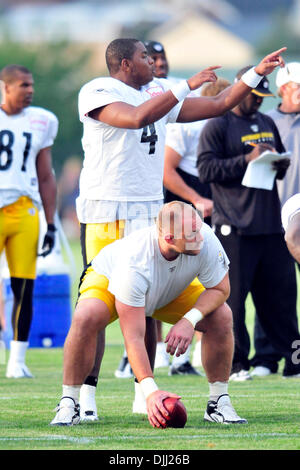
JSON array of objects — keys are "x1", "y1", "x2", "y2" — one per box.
[
  {"x1": 251, "y1": 76, "x2": 274, "y2": 97},
  {"x1": 235, "y1": 65, "x2": 274, "y2": 97},
  {"x1": 144, "y1": 40, "x2": 165, "y2": 55}
]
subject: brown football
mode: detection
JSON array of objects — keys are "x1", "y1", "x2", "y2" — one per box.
[{"x1": 163, "y1": 397, "x2": 187, "y2": 428}]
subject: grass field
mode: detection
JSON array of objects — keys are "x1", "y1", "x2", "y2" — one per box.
[{"x1": 1, "y1": 241, "x2": 300, "y2": 452}]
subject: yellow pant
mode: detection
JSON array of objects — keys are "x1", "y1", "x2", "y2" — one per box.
[
  {"x1": 80, "y1": 221, "x2": 125, "y2": 265},
  {"x1": 78, "y1": 266, "x2": 205, "y2": 325},
  {"x1": 0, "y1": 197, "x2": 39, "y2": 279}
]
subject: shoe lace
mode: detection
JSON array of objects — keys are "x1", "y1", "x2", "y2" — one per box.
[{"x1": 53, "y1": 397, "x2": 80, "y2": 414}]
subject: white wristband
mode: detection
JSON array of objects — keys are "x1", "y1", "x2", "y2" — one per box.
[
  {"x1": 170, "y1": 80, "x2": 191, "y2": 102},
  {"x1": 183, "y1": 308, "x2": 203, "y2": 328},
  {"x1": 241, "y1": 66, "x2": 263, "y2": 89},
  {"x1": 140, "y1": 377, "x2": 159, "y2": 398}
]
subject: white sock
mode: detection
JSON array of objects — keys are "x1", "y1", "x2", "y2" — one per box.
[
  {"x1": 62, "y1": 385, "x2": 80, "y2": 403},
  {"x1": 209, "y1": 381, "x2": 228, "y2": 402},
  {"x1": 8, "y1": 340, "x2": 28, "y2": 364},
  {"x1": 172, "y1": 344, "x2": 191, "y2": 367},
  {"x1": 79, "y1": 384, "x2": 97, "y2": 410},
  {"x1": 156, "y1": 342, "x2": 167, "y2": 354},
  {"x1": 134, "y1": 381, "x2": 146, "y2": 403},
  {"x1": 192, "y1": 340, "x2": 202, "y2": 367}
]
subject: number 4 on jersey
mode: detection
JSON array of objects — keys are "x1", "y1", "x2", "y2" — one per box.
[{"x1": 140, "y1": 124, "x2": 158, "y2": 155}]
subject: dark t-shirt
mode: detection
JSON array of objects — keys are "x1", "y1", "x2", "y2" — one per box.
[{"x1": 197, "y1": 111, "x2": 285, "y2": 235}]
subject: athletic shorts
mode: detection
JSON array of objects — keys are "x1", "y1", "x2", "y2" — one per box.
[
  {"x1": 0, "y1": 197, "x2": 39, "y2": 279},
  {"x1": 80, "y1": 220, "x2": 126, "y2": 266},
  {"x1": 77, "y1": 265, "x2": 205, "y2": 325}
]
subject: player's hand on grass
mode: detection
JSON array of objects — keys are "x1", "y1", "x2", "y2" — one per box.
[
  {"x1": 146, "y1": 390, "x2": 181, "y2": 428},
  {"x1": 187, "y1": 66, "x2": 221, "y2": 91},
  {"x1": 164, "y1": 318, "x2": 194, "y2": 357},
  {"x1": 255, "y1": 47, "x2": 286, "y2": 76}
]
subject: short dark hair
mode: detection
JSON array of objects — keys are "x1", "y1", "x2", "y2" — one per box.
[
  {"x1": 235, "y1": 65, "x2": 253, "y2": 81},
  {"x1": 105, "y1": 38, "x2": 140, "y2": 74},
  {"x1": 0, "y1": 64, "x2": 31, "y2": 84}
]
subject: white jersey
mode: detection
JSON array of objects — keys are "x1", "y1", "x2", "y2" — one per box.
[
  {"x1": 92, "y1": 223, "x2": 229, "y2": 316},
  {"x1": 165, "y1": 120, "x2": 207, "y2": 177},
  {"x1": 281, "y1": 193, "x2": 300, "y2": 231},
  {"x1": 0, "y1": 106, "x2": 58, "y2": 208},
  {"x1": 77, "y1": 76, "x2": 183, "y2": 203}
]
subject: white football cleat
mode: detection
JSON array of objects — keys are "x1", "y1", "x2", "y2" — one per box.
[
  {"x1": 251, "y1": 366, "x2": 273, "y2": 377},
  {"x1": 6, "y1": 362, "x2": 34, "y2": 379},
  {"x1": 114, "y1": 356, "x2": 133, "y2": 378},
  {"x1": 50, "y1": 397, "x2": 80, "y2": 426},
  {"x1": 229, "y1": 369, "x2": 252, "y2": 382},
  {"x1": 282, "y1": 373, "x2": 300, "y2": 379},
  {"x1": 204, "y1": 394, "x2": 247, "y2": 424},
  {"x1": 80, "y1": 409, "x2": 99, "y2": 422}
]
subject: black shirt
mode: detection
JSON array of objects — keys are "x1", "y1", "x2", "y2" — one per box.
[{"x1": 197, "y1": 111, "x2": 285, "y2": 235}]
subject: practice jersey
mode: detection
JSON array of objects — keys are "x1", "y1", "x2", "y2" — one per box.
[
  {"x1": 165, "y1": 120, "x2": 207, "y2": 177},
  {"x1": 0, "y1": 106, "x2": 58, "y2": 208},
  {"x1": 91, "y1": 223, "x2": 229, "y2": 316},
  {"x1": 281, "y1": 193, "x2": 300, "y2": 231},
  {"x1": 78, "y1": 76, "x2": 183, "y2": 202}
]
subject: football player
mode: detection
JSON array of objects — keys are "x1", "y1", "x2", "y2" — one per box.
[
  {"x1": 0, "y1": 64, "x2": 58, "y2": 378},
  {"x1": 51, "y1": 201, "x2": 248, "y2": 427}
]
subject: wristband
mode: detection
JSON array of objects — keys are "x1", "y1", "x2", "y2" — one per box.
[
  {"x1": 241, "y1": 66, "x2": 263, "y2": 89},
  {"x1": 47, "y1": 223, "x2": 56, "y2": 232},
  {"x1": 170, "y1": 80, "x2": 191, "y2": 102},
  {"x1": 183, "y1": 308, "x2": 203, "y2": 328},
  {"x1": 140, "y1": 377, "x2": 159, "y2": 398}
]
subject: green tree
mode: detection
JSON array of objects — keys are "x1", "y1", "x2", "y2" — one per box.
[
  {"x1": 0, "y1": 41, "x2": 98, "y2": 175},
  {"x1": 256, "y1": 10, "x2": 300, "y2": 57}
]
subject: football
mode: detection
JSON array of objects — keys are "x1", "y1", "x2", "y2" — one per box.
[{"x1": 163, "y1": 397, "x2": 187, "y2": 428}]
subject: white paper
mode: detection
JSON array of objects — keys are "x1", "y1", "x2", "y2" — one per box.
[{"x1": 242, "y1": 150, "x2": 291, "y2": 190}]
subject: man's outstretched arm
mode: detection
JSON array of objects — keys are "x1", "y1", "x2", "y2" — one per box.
[{"x1": 177, "y1": 47, "x2": 287, "y2": 122}]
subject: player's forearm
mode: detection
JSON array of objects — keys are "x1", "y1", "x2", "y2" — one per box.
[
  {"x1": 194, "y1": 278, "x2": 230, "y2": 317},
  {"x1": 164, "y1": 168, "x2": 198, "y2": 202},
  {"x1": 39, "y1": 173, "x2": 57, "y2": 224},
  {"x1": 125, "y1": 338, "x2": 153, "y2": 382},
  {"x1": 178, "y1": 82, "x2": 251, "y2": 122}
]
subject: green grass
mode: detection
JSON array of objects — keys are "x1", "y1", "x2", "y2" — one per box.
[{"x1": 0, "y1": 241, "x2": 300, "y2": 451}]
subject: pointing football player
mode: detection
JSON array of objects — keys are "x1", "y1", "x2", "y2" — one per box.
[
  {"x1": 72, "y1": 37, "x2": 286, "y2": 422},
  {"x1": 0, "y1": 65, "x2": 58, "y2": 378}
]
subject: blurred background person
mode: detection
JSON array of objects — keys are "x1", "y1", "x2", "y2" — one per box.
[
  {"x1": 251, "y1": 62, "x2": 300, "y2": 377},
  {"x1": 0, "y1": 64, "x2": 58, "y2": 378},
  {"x1": 197, "y1": 67, "x2": 300, "y2": 381}
]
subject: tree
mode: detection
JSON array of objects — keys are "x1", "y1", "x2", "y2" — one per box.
[{"x1": 0, "y1": 41, "x2": 99, "y2": 175}]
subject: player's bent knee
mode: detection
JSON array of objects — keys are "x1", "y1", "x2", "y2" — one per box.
[
  {"x1": 73, "y1": 298, "x2": 110, "y2": 333},
  {"x1": 202, "y1": 303, "x2": 233, "y2": 334},
  {"x1": 214, "y1": 303, "x2": 233, "y2": 332}
]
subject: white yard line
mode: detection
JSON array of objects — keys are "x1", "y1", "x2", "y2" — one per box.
[{"x1": 0, "y1": 432, "x2": 300, "y2": 444}]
